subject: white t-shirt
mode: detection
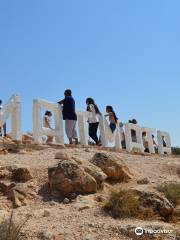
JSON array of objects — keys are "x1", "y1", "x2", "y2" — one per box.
[{"x1": 87, "y1": 104, "x2": 99, "y2": 123}]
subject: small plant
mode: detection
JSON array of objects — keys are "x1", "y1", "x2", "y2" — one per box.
[
  {"x1": 171, "y1": 147, "x2": 180, "y2": 156},
  {"x1": 0, "y1": 211, "x2": 27, "y2": 240},
  {"x1": 103, "y1": 188, "x2": 141, "y2": 219},
  {"x1": 157, "y1": 182, "x2": 180, "y2": 206}
]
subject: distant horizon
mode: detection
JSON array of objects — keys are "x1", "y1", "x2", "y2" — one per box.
[{"x1": 1, "y1": 0, "x2": 180, "y2": 146}]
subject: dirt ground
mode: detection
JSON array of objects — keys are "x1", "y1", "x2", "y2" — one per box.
[{"x1": 0, "y1": 145, "x2": 179, "y2": 240}]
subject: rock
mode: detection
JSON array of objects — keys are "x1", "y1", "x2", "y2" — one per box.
[
  {"x1": 12, "y1": 167, "x2": 33, "y2": 182},
  {"x1": 63, "y1": 198, "x2": 70, "y2": 204},
  {"x1": 48, "y1": 160, "x2": 97, "y2": 197},
  {"x1": 8, "y1": 183, "x2": 29, "y2": 208},
  {"x1": 74, "y1": 195, "x2": 95, "y2": 211},
  {"x1": 83, "y1": 234, "x2": 95, "y2": 240},
  {"x1": 83, "y1": 164, "x2": 107, "y2": 189},
  {"x1": 131, "y1": 186, "x2": 174, "y2": 219},
  {"x1": 0, "y1": 149, "x2": 8, "y2": 155},
  {"x1": 55, "y1": 151, "x2": 69, "y2": 160},
  {"x1": 90, "y1": 153, "x2": 133, "y2": 182},
  {"x1": 40, "y1": 230, "x2": 64, "y2": 240},
  {"x1": 94, "y1": 194, "x2": 108, "y2": 203},
  {"x1": 137, "y1": 177, "x2": 150, "y2": 185},
  {"x1": 43, "y1": 209, "x2": 51, "y2": 217}
]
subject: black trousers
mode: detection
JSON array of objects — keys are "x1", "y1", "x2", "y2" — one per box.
[
  {"x1": 89, "y1": 122, "x2": 99, "y2": 144},
  {"x1": 0, "y1": 123, "x2": 6, "y2": 136}
]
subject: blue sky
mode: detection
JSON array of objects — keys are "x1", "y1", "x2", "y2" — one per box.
[{"x1": 0, "y1": 0, "x2": 180, "y2": 146}]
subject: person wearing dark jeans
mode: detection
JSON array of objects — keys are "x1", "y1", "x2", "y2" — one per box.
[
  {"x1": 86, "y1": 98, "x2": 101, "y2": 145},
  {"x1": 109, "y1": 123, "x2": 116, "y2": 133},
  {"x1": 105, "y1": 105, "x2": 118, "y2": 133},
  {"x1": 89, "y1": 122, "x2": 99, "y2": 144}
]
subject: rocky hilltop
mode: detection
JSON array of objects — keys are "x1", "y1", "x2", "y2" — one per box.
[{"x1": 0, "y1": 138, "x2": 179, "y2": 240}]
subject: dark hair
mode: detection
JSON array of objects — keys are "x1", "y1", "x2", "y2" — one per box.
[
  {"x1": 64, "y1": 89, "x2": 72, "y2": 96},
  {"x1": 0, "y1": 100, "x2": 2, "y2": 105},
  {"x1": 86, "y1": 98, "x2": 101, "y2": 115},
  {"x1": 106, "y1": 105, "x2": 118, "y2": 123},
  {"x1": 45, "y1": 111, "x2": 52, "y2": 116},
  {"x1": 129, "y1": 119, "x2": 138, "y2": 124}
]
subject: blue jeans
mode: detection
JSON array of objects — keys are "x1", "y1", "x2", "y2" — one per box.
[{"x1": 110, "y1": 123, "x2": 116, "y2": 133}]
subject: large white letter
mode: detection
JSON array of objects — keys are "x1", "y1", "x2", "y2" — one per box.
[
  {"x1": 99, "y1": 117, "x2": 122, "y2": 149},
  {"x1": 125, "y1": 123, "x2": 144, "y2": 153},
  {"x1": 0, "y1": 94, "x2": 21, "y2": 140},
  {"x1": 77, "y1": 111, "x2": 88, "y2": 145},
  {"x1": 141, "y1": 127, "x2": 156, "y2": 154},
  {"x1": 33, "y1": 98, "x2": 64, "y2": 144},
  {"x1": 157, "y1": 131, "x2": 171, "y2": 155}
]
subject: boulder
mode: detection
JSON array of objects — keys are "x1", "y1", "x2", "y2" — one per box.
[
  {"x1": 48, "y1": 160, "x2": 97, "y2": 197},
  {"x1": 131, "y1": 186, "x2": 174, "y2": 219},
  {"x1": 8, "y1": 183, "x2": 29, "y2": 208},
  {"x1": 12, "y1": 167, "x2": 33, "y2": 182},
  {"x1": 83, "y1": 164, "x2": 107, "y2": 189},
  {"x1": 0, "y1": 149, "x2": 8, "y2": 155},
  {"x1": 55, "y1": 151, "x2": 69, "y2": 160},
  {"x1": 90, "y1": 153, "x2": 133, "y2": 182}
]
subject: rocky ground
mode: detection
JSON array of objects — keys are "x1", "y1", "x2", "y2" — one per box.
[{"x1": 0, "y1": 141, "x2": 180, "y2": 240}]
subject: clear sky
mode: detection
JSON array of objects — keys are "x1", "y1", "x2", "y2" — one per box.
[{"x1": 0, "y1": 0, "x2": 180, "y2": 146}]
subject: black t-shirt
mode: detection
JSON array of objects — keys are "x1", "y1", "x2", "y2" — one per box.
[{"x1": 62, "y1": 96, "x2": 77, "y2": 120}]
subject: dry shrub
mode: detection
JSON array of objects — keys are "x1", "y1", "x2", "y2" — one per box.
[
  {"x1": 103, "y1": 188, "x2": 140, "y2": 219},
  {"x1": 0, "y1": 212, "x2": 27, "y2": 240},
  {"x1": 171, "y1": 147, "x2": 180, "y2": 156},
  {"x1": 157, "y1": 182, "x2": 180, "y2": 206}
]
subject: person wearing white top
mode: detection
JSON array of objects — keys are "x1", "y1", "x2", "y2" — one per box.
[
  {"x1": 86, "y1": 98, "x2": 101, "y2": 145},
  {"x1": 0, "y1": 100, "x2": 6, "y2": 137}
]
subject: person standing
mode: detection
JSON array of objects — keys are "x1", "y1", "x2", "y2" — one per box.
[
  {"x1": 43, "y1": 111, "x2": 53, "y2": 144},
  {"x1": 86, "y1": 98, "x2": 101, "y2": 145},
  {"x1": 58, "y1": 89, "x2": 78, "y2": 145},
  {"x1": 0, "y1": 100, "x2": 6, "y2": 137},
  {"x1": 104, "y1": 105, "x2": 118, "y2": 133}
]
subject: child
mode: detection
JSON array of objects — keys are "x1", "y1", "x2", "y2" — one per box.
[
  {"x1": 43, "y1": 111, "x2": 53, "y2": 144},
  {"x1": 105, "y1": 106, "x2": 118, "y2": 133},
  {"x1": 58, "y1": 89, "x2": 78, "y2": 145},
  {"x1": 86, "y1": 98, "x2": 101, "y2": 145}
]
